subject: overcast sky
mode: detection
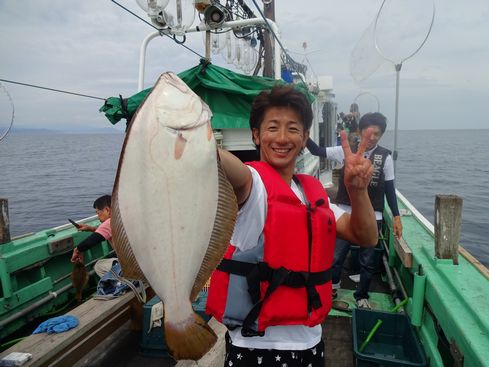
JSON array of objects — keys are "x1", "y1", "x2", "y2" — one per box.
[{"x1": 1, "y1": 0, "x2": 488, "y2": 132}]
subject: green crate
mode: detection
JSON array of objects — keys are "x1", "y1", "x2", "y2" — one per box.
[
  {"x1": 140, "y1": 292, "x2": 210, "y2": 357},
  {"x1": 352, "y1": 309, "x2": 426, "y2": 367},
  {"x1": 193, "y1": 292, "x2": 211, "y2": 322},
  {"x1": 140, "y1": 296, "x2": 169, "y2": 358}
]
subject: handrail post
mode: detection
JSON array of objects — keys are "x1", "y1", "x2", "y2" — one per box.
[
  {"x1": 434, "y1": 194, "x2": 463, "y2": 265},
  {"x1": 0, "y1": 198, "x2": 10, "y2": 244}
]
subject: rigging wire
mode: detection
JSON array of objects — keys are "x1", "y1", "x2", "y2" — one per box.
[
  {"x1": 0, "y1": 78, "x2": 105, "y2": 101},
  {"x1": 1, "y1": 1, "x2": 307, "y2": 107},
  {"x1": 111, "y1": 0, "x2": 205, "y2": 59}
]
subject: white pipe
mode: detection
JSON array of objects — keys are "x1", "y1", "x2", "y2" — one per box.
[
  {"x1": 138, "y1": 31, "x2": 162, "y2": 92},
  {"x1": 137, "y1": 17, "x2": 283, "y2": 89}
]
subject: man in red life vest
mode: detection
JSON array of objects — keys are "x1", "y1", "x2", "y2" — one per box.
[{"x1": 207, "y1": 85, "x2": 378, "y2": 366}]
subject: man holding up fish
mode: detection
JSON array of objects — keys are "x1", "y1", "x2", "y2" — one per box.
[{"x1": 207, "y1": 85, "x2": 378, "y2": 366}]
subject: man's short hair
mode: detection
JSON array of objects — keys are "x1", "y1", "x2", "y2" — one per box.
[
  {"x1": 249, "y1": 85, "x2": 313, "y2": 135},
  {"x1": 358, "y1": 112, "x2": 387, "y2": 134},
  {"x1": 93, "y1": 195, "x2": 111, "y2": 210}
]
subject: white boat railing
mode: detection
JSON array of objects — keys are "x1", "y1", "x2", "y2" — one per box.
[
  {"x1": 137, "y1": 17, "x2": 282, "y2": 91},
  {"x1": 52, "y1": 214, "x2": 99, "y2": 233}
]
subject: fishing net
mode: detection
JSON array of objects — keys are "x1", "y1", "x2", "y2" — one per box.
[
  {"x1": 349, "y1": 0, "x2": 435, "y2": 174},
  {"x1": 349, "y1": 20, "x2": 386, "y2": 85},
  {"x1": 353, "y1": 92, "x2": 380, "y2": 114},
  {"x1": 374, "y1": 0, "x2": 435, "y2": 64},
  {"x1": 349, "y1": 0, "x2": 435, "y2": 84},
  {"x1": 0, "y1": 82, "x2": 15, "y2": 142}
]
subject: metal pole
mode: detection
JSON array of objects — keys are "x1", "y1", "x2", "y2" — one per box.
[
  {"x1": 205, "y1": 30, "x2": 211, "y2": 60},
  {"x1": 262, "y1": 0, "x2": 275, "y2": 78},
  {"x1": 393, "y1": 63, "x2": 402, "y2": 177},
  {"x1": 138, "y1": 31, "x2": 161, "y2": 92}
]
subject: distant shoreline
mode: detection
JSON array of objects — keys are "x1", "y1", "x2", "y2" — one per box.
[
  {"x1": 10, "y1": 127, "x2": 124, "y2": 134},
  {"x1": 9, "y1": 127, "x2": 489, "y2": 135}
]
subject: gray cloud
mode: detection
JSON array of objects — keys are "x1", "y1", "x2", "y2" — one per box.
[{"x1": 1, "y1": 0, "x2": 488, "y2": 132}]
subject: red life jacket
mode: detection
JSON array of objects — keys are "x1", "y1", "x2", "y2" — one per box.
[{"x1": 206, "y1": 161, "x2": 336, "y2": 334}]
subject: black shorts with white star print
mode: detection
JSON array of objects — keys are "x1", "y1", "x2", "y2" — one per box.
[{"x1": 224, "y1": 333, "x2": 325, "y2": 367}]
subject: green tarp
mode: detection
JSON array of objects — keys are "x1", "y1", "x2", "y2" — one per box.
[{"x1": 100, "y1": 61, "x2": 314, "y2": 130}]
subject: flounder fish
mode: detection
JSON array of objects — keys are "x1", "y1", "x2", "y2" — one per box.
[
  {"x1": 71, "y1": 261, "x2": 88, "y2": 303},
  {"x1": 111, "y1": 72, "x2": 237, "y2": 360}
]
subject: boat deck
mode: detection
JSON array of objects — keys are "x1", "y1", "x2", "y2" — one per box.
[
  {"x1": 1, "y1": 251, "x2": 393, "y2": 367},
  {"x1": 76, "y1": 257, "x2": 393, "y2": 367}
]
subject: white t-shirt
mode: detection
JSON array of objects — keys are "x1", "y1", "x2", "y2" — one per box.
[
  {"x1": 326, "y1": 144, "x2": 394, "y2": 220},
  {"x1": 228, "y1": 166, "x2": 345, "y2": 350}
]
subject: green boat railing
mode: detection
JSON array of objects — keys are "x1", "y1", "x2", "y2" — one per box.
[
  {"x1": 0, "y1": 215, "x2": 113, "y2": 342},
  {"x1": 383, "y1": 191, "x2": 489, "y2": 367}
]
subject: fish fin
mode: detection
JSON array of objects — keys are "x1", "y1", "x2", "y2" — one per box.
[
  {"x1": 207, "y1": 122, "x2": 212, "y2": 141},
  {"x1": 174, "y1": 133, "x2": 187, "y2": 160},
  {"x1": 164, "y1": 311, "x2": 217, "y2": 361},
  {"x1": 190, "y1": 156, "x2": 238, "y2": 300},
  {"x1": 111, "y1": 191, "x2": 147, "y2": 281}
]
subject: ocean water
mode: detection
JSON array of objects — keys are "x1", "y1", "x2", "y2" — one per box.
[
  {"x1": 0, "y1": 130, "x2": 488, "y2": 267},
  {"x1": 381, "y1": 129, "x2": 489, "y2": 268}
]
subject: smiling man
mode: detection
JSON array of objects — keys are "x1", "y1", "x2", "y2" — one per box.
[{"x1": 206, "y1": 85, "x2": 378, "y2": 367}]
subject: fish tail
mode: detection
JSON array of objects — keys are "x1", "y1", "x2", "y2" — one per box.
[{"x1": 164, "y1": 311, "x2": 217, "y2": 360}]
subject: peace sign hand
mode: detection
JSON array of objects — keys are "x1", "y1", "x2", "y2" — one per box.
[{"x1": 340, "y1": 129, "x2": 374, "y2": 192}]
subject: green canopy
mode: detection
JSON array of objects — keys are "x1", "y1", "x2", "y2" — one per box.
[{"x1": 100, "y1": 61, "x2": 314, "y2": 130}]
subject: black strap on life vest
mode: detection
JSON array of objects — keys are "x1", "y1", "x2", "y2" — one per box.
[
  {"x1": 216, "y1": 259, "x2": 332, "y2": 336},
  {"x1": 292, "y1": 175, "x2": 326, "y2": 313}
]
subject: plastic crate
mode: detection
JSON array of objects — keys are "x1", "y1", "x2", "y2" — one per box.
[
  {"x1": 349, "y1": 241, "x2": 385, "y2": 273},
  {"x1": 140, "y1": 296, "x2": 169, "y2": 357},
  {"x1": 193, "y1": 291, "x2": 211, "y2": 322},
  {"x1": 352, "y1": 309, "x2": 426, "y2": 367},
  {"x1": 140, "y1": 292, "x2": 210, "y2": 357}
]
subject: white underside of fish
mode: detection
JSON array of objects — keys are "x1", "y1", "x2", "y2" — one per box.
[
  {"x1": 118, "y1": 90, "x2": 217, "y2": 321},
  {"x1": 112, "y1": 73, "x2": 237, "y2": 360}
]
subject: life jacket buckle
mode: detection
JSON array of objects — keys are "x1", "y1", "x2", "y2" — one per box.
[{"x1": 241, "y1": 327, "x2": 265, "y2": 337}]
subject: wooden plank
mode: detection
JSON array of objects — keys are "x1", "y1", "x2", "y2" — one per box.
[
  {"x1": 47, "y1": 305, "x2": 131, "y2": 366},
  {"x1": 434, "y1": 195, "x2": 462, "y2": 265},
  {"x1": 459, "y1": 246, "x2": 489, "y2": 280},
  {"x1": 0, "y1": 198, "x2": 10, "y2": 244},
  {"x1": 0, "y1": 291, "x2": 138, "y2": 366},
  {"x1": 394, "y1": 235, "x2": 413, "y2": 269},
  {"x1": 176, "y1": 318, "x2": 226, "y2": 367}
]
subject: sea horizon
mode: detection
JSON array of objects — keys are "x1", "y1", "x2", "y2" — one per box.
[{"x1": 1, "y1": 129, "x2": 488, "y2": 268}]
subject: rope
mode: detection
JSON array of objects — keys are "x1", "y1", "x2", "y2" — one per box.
[{"x1": 108, "y1": 268, "x2": 147, "y2": 304}]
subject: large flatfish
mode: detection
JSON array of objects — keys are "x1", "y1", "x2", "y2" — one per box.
[{"x1": 111, "y1": 72, "x2": 237, "y2": 360}]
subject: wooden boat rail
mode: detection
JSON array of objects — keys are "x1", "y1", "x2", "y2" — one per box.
[{"x1": 0, "y1": 291, "x2": 137, "y2": 366}]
